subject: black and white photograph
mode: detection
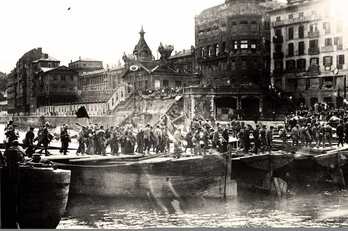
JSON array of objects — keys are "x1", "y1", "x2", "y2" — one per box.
[{"x1": 1, "y1": 0, "x2": 348, "y2": 229}]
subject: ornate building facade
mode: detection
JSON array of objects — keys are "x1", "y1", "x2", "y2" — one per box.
[
  {"x1": 270, "y1": 0, "x2": 348, "y2": 108},
  {"x1": 122, "y1": 28, "x2": 197, "y2": 93},
  {"x1": 187, "y1": 0, "x2": 283, "y2": 121}
]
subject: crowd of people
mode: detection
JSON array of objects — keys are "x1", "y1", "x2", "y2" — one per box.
[{"x1": 4, "y1": 103, "x2": 348, "y2": 159}]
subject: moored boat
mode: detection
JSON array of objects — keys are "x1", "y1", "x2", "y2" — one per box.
[
  {"x1": 231, "y1": 152, "x2": 294, "y2": 196},
  {"x1": 1, "y1": 164, "x2": 71, "y2": 229},
  {"x1": 53, "y1": 154, "x2": 226, "y2": 198}
]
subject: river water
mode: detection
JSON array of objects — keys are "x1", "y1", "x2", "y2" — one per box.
[{"x1": 57, "y1": 191, "x2": 348, "y2": 229}]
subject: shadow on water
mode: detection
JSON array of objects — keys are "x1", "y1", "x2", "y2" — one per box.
[{"x1": 58, "y1": 190, "x2": 348, "y2": 229}]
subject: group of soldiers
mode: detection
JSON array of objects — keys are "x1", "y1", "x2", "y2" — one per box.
[
  {"x1": 76, "y1": 123, "x2": 170, "y2": 156},
  {"x1": 4, "y1": 120, "x2": 69, "y2": 157},
  {"x1": 281, "y1": 116, "x2": 348, "y2": 148},
  {"x1": 182, "y1": 119, "x2": 275, "y2": 155}
]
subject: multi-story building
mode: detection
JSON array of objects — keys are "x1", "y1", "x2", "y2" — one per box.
[
  {"x1": 122, "y1": 28, "x2": 196, "y2": 92},
  {"x1": 68, "y1": 58, "x2": 103, "y2": 75},
  {"x1": 7, "y1": 48, "x2": 61, "y2": 115},
  {"x1": 270, "y1": 0, "x2": 348, "y2": 108},
  {"x1": 79, "y1": 65, "x2": 125, "y2": 92},
  {"x1": 36, "y1": 66, "x2": 79, "y2": 107},
  {"x1": 188, "y1": 0, "x2": 283, "y2": 120}
]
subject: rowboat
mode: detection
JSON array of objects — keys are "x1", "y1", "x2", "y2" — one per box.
[
  {"x1": 51, "y1": 154, "x2": 226, "y2": 199},
  {"x1": 1, "y1": 164, "x2": 71, "y2": 228}
]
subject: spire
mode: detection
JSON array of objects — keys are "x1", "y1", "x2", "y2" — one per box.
[
  {"x1": 140, "y1": 25, "x2": 145, "y2": 37},
  {"x1": 133, "y1": 25, "x2": 153, "y2": 62}
]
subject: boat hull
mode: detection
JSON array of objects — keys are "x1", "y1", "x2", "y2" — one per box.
[
  {"x1": 231, "y1": 153, "x2": 294, "y2": 195},
  {"x1": 56, "y1": 155, "x2": 226, "y2": 198},
  {"x1": 1, "y1": 166, "x2": 71, "y2": 229}
]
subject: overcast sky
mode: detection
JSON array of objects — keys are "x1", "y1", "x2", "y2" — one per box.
[{"x1": 0, "y1": 0, "x2": 289, "y2": 73}]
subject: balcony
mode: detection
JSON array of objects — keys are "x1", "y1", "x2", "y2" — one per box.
[
  {"x1": 308, "y1": 31, "x2": 320, "y2": 38},
  {"x1": 308, "y1": 47, "x2": 320, "y2": 55},
  {"x1": 273, "y1": 52, "x2": 284, "y2": 59},
  {"x1": 321, "y1": 46, "x2": 334, "y2": 53},
  {"x1": 272, "y1": 35, "x2": 284, "y2": 44}
]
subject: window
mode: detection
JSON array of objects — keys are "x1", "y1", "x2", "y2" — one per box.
[
  {"x1": 288, "y1": 27, "x2": 294, "y2": 40},
  {"x1": 251, "y1": 43, "x2": 256, "y2": 49},
  {"x1": 274, "y1": 60, "x2": 283, "y2": 71},
  {"x1": 298, "y1": 41, "x2": 305, "y2": 55},
  {"x1": 299, "y1": 12, "x2": 304, "y2": 18},
  {"x1": 240, "y1": 21, "x2": 248, "y2": 24},
  {"x1": 286, "y1": 60, "x2": 296, "y2": 72},
  {"x1": 309, "y1": 39, "x2": 319, "y2": 49},
  {"x1": 323, "y1": 56, "x2": 333, "y2": 67},
  {"x1": 310, "y1": 58, "x2": 319, "y2": 66},
  {"x1": 297, "y1": 59, "x2": 306, "y2": 72},
  {"x1": 61, "y1": 75, "x2": 66, "y2": 81},
  {"x1": 288, "y1": 43, "x2": 294, "y2": 57},
  {"x1": 215, "y1": 44, "x2": 219, "y2": 56},
  {"x1": 275, "y1": 44, "x2": 282, "y2": 53},
  {"x1": 240, "y1": 40, "x2": 248, "y2": 49},
  {"x1": 233, "y1": 41, "x2": 238, "y2": 50},
  {"x1": 207, "y1": 46, "x2": 212, "y2": 57},
  {"x1": 288, "y1": 14, "x2": 293, "y2": 20},
  {"x1": 275, "y1": 29, "x2": 282, "y2": 37},
  {"x1": 201, "y1": 47, "x2": 206, "y2": 57},
  {"x1": 163, "y1": 80, "x2": 169, "y2": 88},
  {"x1": 175, "y1": 81, "x2": 181, "y2": 88},
  {"x1": 276, "y1": 16, "x2": 281, "y2": 22},
  {"x1": 334, "y1": 37, "x2": 343, "y2": 49},
  {"x1": 298, "y1": 25, "x2": 304, "y2": 39},
  {"x1": 337, "y1": 55, "x2": 345, "y2": 69},
  {"x1": 325, "y1": 38, "x2": 332, "y2": 47},
  {"x1": 323, "y1": 22, "x2": 331, "y2": 34}
]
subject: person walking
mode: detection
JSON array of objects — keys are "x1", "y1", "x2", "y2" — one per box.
[
  {"x1": 23, "y1": 127, "x2": 35, "y2": 157},
  {"x1": 60, "y1": 125, "x2": 71, "y2": 155},
  {"x1": 337, "y1": 120, "x2": 345, "y2": 147}
]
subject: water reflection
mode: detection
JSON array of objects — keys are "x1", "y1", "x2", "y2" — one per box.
[{"x1": 58, "y1": 191, "x2": 348, "y2": 229}]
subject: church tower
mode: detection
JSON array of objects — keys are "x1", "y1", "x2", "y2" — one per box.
[{"x1": 133, "y1": 26, "x2": 154, "y2": 62}]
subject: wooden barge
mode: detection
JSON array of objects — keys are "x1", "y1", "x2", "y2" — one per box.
[{"x1": 51, "y1": 154, "x2": 227, "y2": 199}]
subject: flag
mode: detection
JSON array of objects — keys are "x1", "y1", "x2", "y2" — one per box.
[{"x1": 76, "y1": 106, "x2": 89, "y2": 118}]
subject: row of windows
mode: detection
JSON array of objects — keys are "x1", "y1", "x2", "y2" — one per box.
[
  {"x1": 275, "y1": 55, "x2": 346, "y2": 72},
  {"x1": 198, "y1": 40, "x2": 258, "y2": 58},
  {"x1": 50, "y1": 75, "x2": 76, "y2": 82},
  {"x1": 281, "y1": 37, "x2": 343, "y2": 57},
  {"x1": 275, "y1": 22, "x2": 343, "y2": 41}
]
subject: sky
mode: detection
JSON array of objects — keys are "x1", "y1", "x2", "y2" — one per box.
[{"x1": 0, "y1": 0, "x2": 228, "y2": 73}]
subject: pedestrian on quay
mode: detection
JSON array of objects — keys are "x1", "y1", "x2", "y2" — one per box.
[
  {"x1": 266, "y1": 126, "x2": 274, "y2": 153},
  {"x1": 337, "y1": 120, "x2": 345, "y2": 147},
  {"x1": 143, "y1": 124, "x2": 151, "y2": 154},
  {"x1": 136, "y1": 128, "x2": 144, "y2": 154},
  {"x1": 23, "y1": 126, "x2": 35, "y2": 157},
  {"x1": 253, "y1": 124, "x2": 261, "y2": 154},
  {"x1": 76, "y1": 127, "x2": 87, "y2": 155},
  {"x1": 38, "y1": 122, "x2": 53, "y2": 156},
  {"x1": 184, "y1": 130, "x2": 194, "y2": 155},
  {"x1": 60, "y1": 124, "x2": 71, "y2": 155},
  {"x1": 291, "y1": 124, "x2": 299, "y2": 147}
]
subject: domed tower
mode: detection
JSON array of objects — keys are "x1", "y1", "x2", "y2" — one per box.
[{"x1": 133, "y1": 26, "x2": 154, "y2": 62}]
